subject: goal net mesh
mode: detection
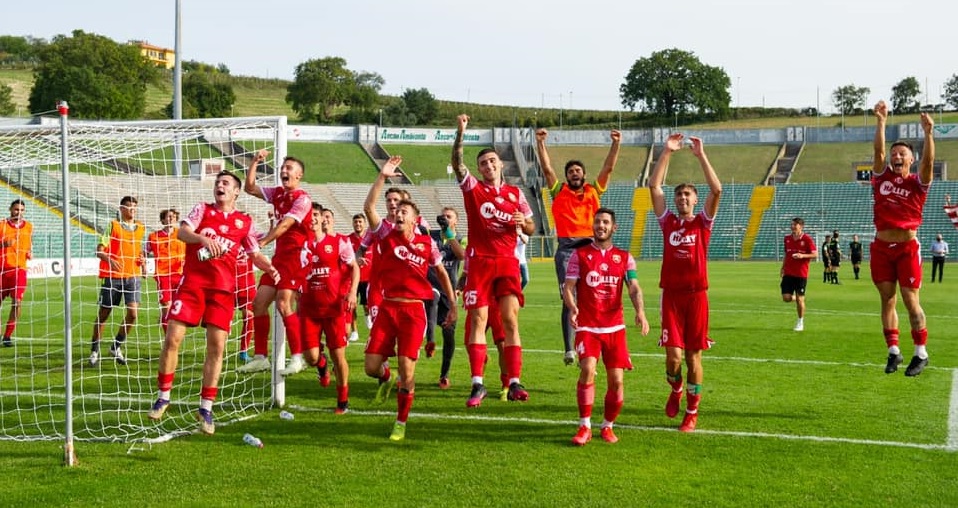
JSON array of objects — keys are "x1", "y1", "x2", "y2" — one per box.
[{"x1": 0, "y1": 115, "x2": 284, "y2": 443}]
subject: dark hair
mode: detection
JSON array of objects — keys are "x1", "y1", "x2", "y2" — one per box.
[
  {"x1": 890, "y1": 141, "x2": 914, "y2": 156},
  {"x1": 595, "y1": 207, "x2": 616, "y2": 224},
  {"x1": 160, "y1": 209, "x2": 179, "y2": 222},
  {"x1": 673, "y1": 183, "x2": 699, "y2": 196},
  {"x1": 792, "y1": 217, "x2": 804, "y2": 226},
  {"x1": 216, "y1": 170, "x2": 242, "y2": 189},
  {"x1": 564, "y1": 160, "x2": 586, "y2": 176},
  {"x1": 385, "y1": 187, "x2": 405, "y2": 199},
  {"x1": 311, "y1": 201, "x2": 323, "y2": 211},
  {"x1": 10, "y1": 199, "x2": 25, "y2": 208},
  {"x1": 120, "y1": 196, "x2": 138, "y2": 206},
  {"x1": 477, "y1": 148, "x2": 498, "y2": 160},
  {"x1": 283, "y1": 155, "x2": 306, "y2": 173},
  {"x1": 352, "y1": 213, "x2": 366, "y2": 221},
  {"x1": 398, "y1": 199, "x2": 420, "y2": 217}
]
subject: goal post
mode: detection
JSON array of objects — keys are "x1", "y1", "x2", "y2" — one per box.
[{"x1": 0, "y1": 108, "x2": 288, "y2": 456}]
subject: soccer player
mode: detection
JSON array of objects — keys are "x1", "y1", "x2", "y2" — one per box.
[
  {"x1": 870, "y1": 100, "x2": 935, "y2": 377},
  {"x1": 148, "y1": 171, "x2": 279, "y2": 435},
  {"x1": 362, "y1": 156, "x2": 456, "y2": 441},
  {"x1": 300, "y1": 204, "x2": 359, "y2": 413},
  {"x1": 781, "y1": 217, "x2": 817, "y2": 332},
  {"x1": 827, "y1": 230, "x2": 842, "y2": 284},
  {"x1": 563, "y1": 208, "x2": 650, "y2": 446},
  {"x1": 0, "y1": 199, "x2": 33, "y2": 348},
  {"x1": 238, "y1": 149, "x2": 312, "y2": 375},
  {"x1": 89, "y1": 196, "x2": 145, "y2": 366},
  {"x1": 347, "y1": 213, "x2": 373, "y2": 340},
  {"x1": 432, "y1": 206, "x2": 466, "y2": 389},
  {"x1": 649, "y1": 132, "x2": 722, "y2": 433},
  {"x1": 930, "y1": 233, "x2": 948, "y2": 283},
  {"x1": 145, "y1": 209, "x2": 185, "y2": 333},
  {"x1": 849, "y1": 234, "x2": 863, "y2": 280},
  {"x1": 453, "y1": 114, "x2": 536, "y2": 408},
  {"x1": 536, "y1": 128, "x2": 621, "y2": 365}
]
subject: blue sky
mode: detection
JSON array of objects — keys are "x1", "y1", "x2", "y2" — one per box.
[{"x1": 7, "y1": 0, "x2": 956, "y2": 112}]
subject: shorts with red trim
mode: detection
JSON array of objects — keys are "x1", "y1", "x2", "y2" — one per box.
[
  {"x1": 870, "y1": 238, "x2": 922, "y2": 288},
  {"x1": 364, "y1": 300, "x2": 427, "y2": 360},
  {"x1": 168, "y1": 284, "x2": 234, "y2": 331},
  {"x1": 574, "y1": 328, "x2": 633, "y2": 370},
  {"x1": 463, "y1": 256, "x2": 523, "y2": 310},
  {"x1": 658, "y1": 289, "x2": 713, "y2": 351}
]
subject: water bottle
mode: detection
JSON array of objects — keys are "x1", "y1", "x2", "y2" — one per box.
[
  {"x1": 242, "y1": 433, "x2": 263, "y2": 448},
  {"x1": 197, "y1": 247, "x2": 212, "y2": 261},
  {"x1": 279, "y1": 410, "x2": 294, "y2": 421}
]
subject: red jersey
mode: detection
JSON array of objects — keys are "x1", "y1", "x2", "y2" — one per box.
[
  {"x1": 871, "y1": 167, "x2": 929, "y2": 231},
  {"x1": 349, "y1": 231, "x2": 373, "y2": 282},
  {"x1": 180, "y1": 202, "x2": 261, "y2": 293},
  {"x1": 260, "y1": 186, "x2": 312, "y2": 256},
  {"x1": 782, "y1": 233, "x2": 816, "y2": 278},
  {"x1": 301, "y1": 232, "x2": 355, "y2": 318},
  {"x1": 565, "y1": 242, "x2": 636, "y2": 331},
  {"x1": 459, "y1": 173, "x2": 532, "y2": 258},
  {"x1": 657, "y1": 210, "x2": 713, "y2": 292},
  {"x1": 946, "y1": 203, "x2": 958, "y2": 229},
  {"x1": 372, "y1": 221, "x2": 441, "y2": 301}
]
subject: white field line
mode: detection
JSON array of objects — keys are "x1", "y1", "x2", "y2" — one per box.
[
  {"x1": 949, "y1": 369, "x2": 958, "y2": 451},
  {"x1": 4, "y1": 348, "x2": 956, "y2": 451},
  {"x1": 287, "y1": 405, "x2": 954, "y2": 452}
]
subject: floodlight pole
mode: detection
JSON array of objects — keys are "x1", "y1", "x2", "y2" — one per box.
[
  {"x1": 59, "y1": 101, "x2": 78, "y2": 467},
  {"x1": 172, "y1": 0, "x2": 183, "y2": 176}
]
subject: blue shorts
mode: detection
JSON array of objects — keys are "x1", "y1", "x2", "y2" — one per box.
[{"x1": 98, "y1": 277, "x2": 142, "y2": 308}]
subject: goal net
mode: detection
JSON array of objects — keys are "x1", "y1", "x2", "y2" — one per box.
[{"x1": 0, "y1": 112, "x2": 287, "y2": 445}]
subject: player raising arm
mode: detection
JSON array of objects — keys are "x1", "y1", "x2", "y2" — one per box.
[
  {"x1": 649, "y1": 132, "x2": 721, "y2": 433},
  {"x1": 869, "y1": 100, "x2": 935, "y2": 376},
  {"x1": 148, "y1": 171, "x2": 279, "y2": 435}
]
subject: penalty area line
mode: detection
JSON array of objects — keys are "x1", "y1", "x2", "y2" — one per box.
[{"x1": 287, "y1": 404, "x2": 953, "y2": 452}]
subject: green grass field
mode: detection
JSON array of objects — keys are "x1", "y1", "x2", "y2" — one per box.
[{"x1": 1, "y1": 260, "x2": 956, "y2": 507}]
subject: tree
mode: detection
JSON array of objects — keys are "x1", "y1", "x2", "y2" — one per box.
[
  {"x1": 28, "y1": 30, "x2": 157, "y2": 119},
  {"x1": 831, "y1": 84, "x2": 870, "y2": 115},
  {"x1": 285, "y1": 56, "x2": 354, "y2": 123},
  {"x1": 890, "y1": 77, "x2": 921, "y2": 114},
  {"x1": 402, "y1": 87, "x2": 438, "y2": 125},
  {"x1": 943, "y1": 74, "x2": 958, "y2": 110},
  {"x1": 619, "y1": 48, "x2": 731, "y2": 118},
  {"x1": 0, "y1": 82, "x2": 14, "y2": 116},
  {"x1": 164, "y1": 71, "x2": 236, "y2": 118},
  {"x1": 346, "y1": 70, "x2": 384, "y2": 121}
]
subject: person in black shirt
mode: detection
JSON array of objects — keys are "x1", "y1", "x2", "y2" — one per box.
[{"x1": 849, "y1": 234, "x2": 863, "y2": 280}]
